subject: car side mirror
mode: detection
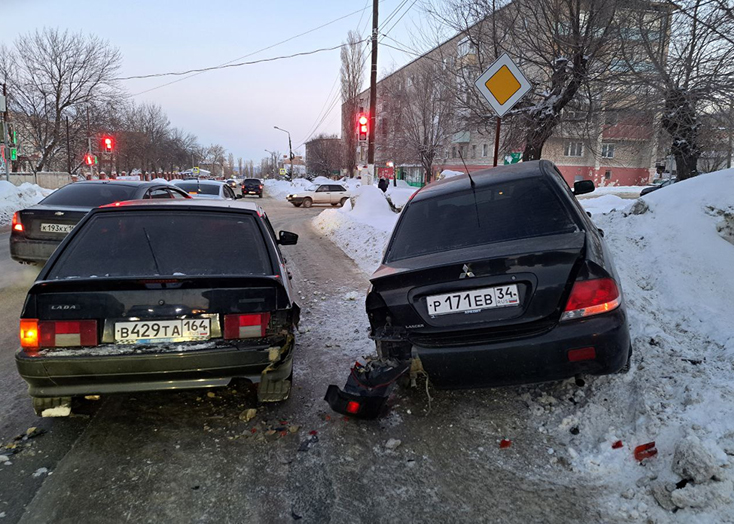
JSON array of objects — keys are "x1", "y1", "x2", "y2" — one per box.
[
  {"x1": 573, "y1": 180, "x2": 595, "y2": 196},
  {"x1": 278, "y1": 231, "x2": 298, "y2": 245}
]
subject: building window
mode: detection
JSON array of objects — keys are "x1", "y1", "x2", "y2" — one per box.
[
  {"x1": 458, "y1": 37, "x2": 476, "y2": 57},
  {"x1": 564, "y1": 142, "x2": 584, "y2": 157},
  {"x1": 601, "y1": 143, "x2": 615, "y2": 158},
  {"x1": 471, "y1": 145, "x2": 477, "y2": 159},
  {"x1": 452, "y1": 146, "x2": 457, "y2": 158},
  {"x1": 482, "y1": 144, "x2": 488, "y2": 157},
  {"x1": 604, "y1": 170, "x2": 612, "y2": 180}
]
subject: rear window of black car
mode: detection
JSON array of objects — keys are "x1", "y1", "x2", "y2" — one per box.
[
  {"x1": 175, "y1": 182, "x2": 219, "y2": 195},
  {"x1": 47, "y1": 212, "x2": 272, "y2": 279},
  {"x1": 244, "y1": 179, "x2": 261, "y2": 185},
  {"x1": 386, "y1": 178, "x2": 578, "y2": 262},
  {"x1": 40, "y1": 183, "x2": 138, "y2": 207}
]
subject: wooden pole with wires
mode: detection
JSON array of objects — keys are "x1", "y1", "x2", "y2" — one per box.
[{"x1": 367, "y1": 0, "x2": 379, "y2": 184}]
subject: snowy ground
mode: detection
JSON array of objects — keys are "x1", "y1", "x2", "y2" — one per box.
[
  {"x1": 312, "y1": 170, "x2": 734, "y2": 521},
  {"x1": 0, "y1": 181, "x2": 54, "y2": 226}
]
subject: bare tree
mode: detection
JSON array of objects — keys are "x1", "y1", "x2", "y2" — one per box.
[
  {"x1": 426, "y1": 0, "x2": 631, "y2": 161},
  {"x1": 0, "y1": 28, "x2": 122, "y2": 172},
  {"x1": 340, "y1": 30, "x2": 365, "y2": 176},
  {"x1": 621, "y1": 0, "x2": 734, "y2": 179},
  {"x1": 306, "y1": 134, "x2": 343, "y2": 177},
  {"x1": 381, "y1": 61, "x2": 456, "y2": 181}
]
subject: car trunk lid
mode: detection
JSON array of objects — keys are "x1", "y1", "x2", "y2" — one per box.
[{"x1": 18, "y1": 205, "x2": 90, "y2": 241}]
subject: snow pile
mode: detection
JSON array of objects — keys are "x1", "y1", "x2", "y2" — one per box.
[
  {"x1": 385, "y1": 184, "x2": 418, "y2": 209},
  {"x1": 440, "y1": 169, "x2": 464, "y2": 179},
  {"x1": 535, "y1": 169, "x2": 734, "y2": 521},
  {"x1": 579, "y1": 194, "x2": 632, "y2": 215},
  {"x1": 0, "y1": 181, "x2": 54, "y2": 225},
  {"x1": 313, "y1": 185, "x2": 399, "y2": 274},
  {"x1": 263, "y1": 178, "x2": 313, "y2": 199}
]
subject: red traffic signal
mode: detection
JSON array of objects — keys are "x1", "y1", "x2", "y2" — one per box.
[
  {"x1": 357, "y1": 113, "x2": 368, "y2": 141},
  {"x1": 84, "y1": 153, "x2": 95, "y2": 165},
  {"x1": 102, "y1": 136, "x2": 114, "y2": 152}
]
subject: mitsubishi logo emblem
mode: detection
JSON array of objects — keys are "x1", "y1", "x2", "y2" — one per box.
[{"x1": 460, "y1": 264, "x2": 475, "y2": 279}]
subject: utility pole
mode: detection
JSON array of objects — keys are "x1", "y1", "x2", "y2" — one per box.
[
  {"x1": 366, "y1": 0, "x2": 379, "y2": 186},
  {"x1": 66, "y1": 116, "x2": 72, "y2": 174},
  {"x1": 1, "y1": 83, "x2": 9, "y2": 181},
  {"x1": 274, "y1": 126, "x2": 294, "y2": 179}
]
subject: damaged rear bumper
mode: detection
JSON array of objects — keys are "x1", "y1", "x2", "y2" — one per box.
[{"x1": 16, "y1": 335, "x2": 294, "y2": 400}]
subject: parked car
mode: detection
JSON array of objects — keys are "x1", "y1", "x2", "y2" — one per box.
[
  {"x1": 287, "y1": 183, "x2": 350, "y2": 208},
  {"x1": 10, "y1": 181, "x2": 191, "y2": 265},
  {"x1": 15, "y1": 199, "x2": 300, "y2": 416},
  {"x1": 327, "y1": 160, "x2": 631, "y2": 417},
  {"x1": 171, "y1": 179, "x2": 236, "y2": 200},
  {"x1": 242, "y1": 178, "x2": 264, "y2": 198},
  {"x1": 640, "y1": 177, "x2": 676, "y2": 196},
  {"x1": 225, "y1": 178, "x2": 243, "y2": 198}
]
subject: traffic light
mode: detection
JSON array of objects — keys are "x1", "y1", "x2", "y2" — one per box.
[
  {"x1": 10, "y1": 148, "x2": 17, "y2": 161},
  {"x1": 84, "y1": 153, "x2": 95, "y2": 165},
  {"x1": 102, "y1": 136, "x2": 114, "y2": 152},
  {"x1": 357, "y1": 113, "x2": 368, "y2": 142}
]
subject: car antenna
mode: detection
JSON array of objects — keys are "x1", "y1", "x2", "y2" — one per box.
[{"x1": 457, "y1": 148, "x2": 481, "y2": 227}]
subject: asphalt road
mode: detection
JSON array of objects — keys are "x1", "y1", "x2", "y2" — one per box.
[{"x1": 0, "y1": 196, "x2": 614, "y2": 523}]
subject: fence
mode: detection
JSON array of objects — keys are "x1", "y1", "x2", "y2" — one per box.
[{"x1": 5, "y1": 172, "x2": 76, "y2": 190}]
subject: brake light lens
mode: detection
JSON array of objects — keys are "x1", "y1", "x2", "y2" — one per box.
[
  {"x1": 224, "y1": 313, "x2": 271, "y2": 339},
  {"x1": 561, "y1": 278, "x2": 620, "y2": 321},
  {"x1": 12, "y1": 212, "x2": 23, "y2": 232},
  {"x1": 20, "y1": 320, "x2": 39, "y2": 350},
  {"x1": 345, "y1": 401, "x2": 361, "y2": 414}
]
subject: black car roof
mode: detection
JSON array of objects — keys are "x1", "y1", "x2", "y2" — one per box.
[
  {"x1": 93, "y1": 199, "x2": 262, "y2": 213},
  {"x1": 412, "y1": 160, "x2": 553, "y2": 203},
  {"x1": 72, "y1": 180, "x2": 168, "y2": 188}
]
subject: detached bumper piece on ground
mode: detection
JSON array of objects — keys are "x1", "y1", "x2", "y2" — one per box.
[{"x1": 325, "y1": 359, "x2": 410, "y2": 419}]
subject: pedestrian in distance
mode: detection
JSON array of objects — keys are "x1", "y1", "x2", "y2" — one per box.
[{"x1": 378, "y1": 177, "x2": 388, "y2": 193}]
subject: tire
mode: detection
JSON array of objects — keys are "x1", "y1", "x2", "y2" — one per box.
[
  {"x1": 618, "y1": 345, "x2": 633, "y2": 374},
  {"x1": 258, "y1": 193, "x2": 263, "y2": 198},
  {"x1": 292, "y1": 203, "x2": 302, "y2": 207},
  {"x1": 331, "y1": 203, "x2": 339, "y2": 206},
  {"x1": 339, "y1": 197, "x2": 348, "y2": 207},
  {"x1": 302, "y1": 198, "x2": 313, "y2": 208}
]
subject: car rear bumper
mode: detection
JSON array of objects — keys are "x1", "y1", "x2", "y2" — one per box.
[
  {"x1": 15, "y1": 336, "x2": 294, "y2": 398},
  {"x1": 412, "y1": 309, "x2": 630, "y2": 389},
  {"x1": 244, "y1": 188, "x2": 263, "y2": 195},
  {"x1": 10, "y1": 235, "x2": 60, "y2": 264}
]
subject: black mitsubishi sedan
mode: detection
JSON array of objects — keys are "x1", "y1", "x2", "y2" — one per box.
[
  {"x1": 16, "y1": 199, "x2": 299, "y2": 416},
  {"x1": 10, "y1": 180, "x2": 191, "y2": 265},
  {"x1": 365, "y1": 160, "x2": 630, "y2": 391}
]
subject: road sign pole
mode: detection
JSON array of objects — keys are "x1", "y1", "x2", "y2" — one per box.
[{"x1": 493, "y1": 117, "x2": 501, "y2": 167}]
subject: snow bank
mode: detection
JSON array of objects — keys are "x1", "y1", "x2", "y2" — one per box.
[
  {"x1": 0, "y1": 181, "x2": 54, "y2": 226},
  {"x1": 263, "y1": 178, "x2": 313, "y2": 199},
  {"x1": 313, "y1": 185, "x2": 398, "y2": 273},
  {"x1": 440, "y1": 169, "x2": 464, "y2": 179},
  {"x1": 579, "y1": 194, "x2": 632, "y2": 215},
  {"x1": 385, "y1": 184, "x2": 417, "y2": 209}
]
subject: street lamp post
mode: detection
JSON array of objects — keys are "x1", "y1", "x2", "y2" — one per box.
[
  {"x1": 264, "y1": 149, "x2": 277, "y2": 178},
  {"x1": 274, "y1": 126, "x2": 294, "y2": 179}
]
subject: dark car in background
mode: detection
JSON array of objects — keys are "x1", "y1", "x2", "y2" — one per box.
[
  {"x1": 242, "y1": 178, "x2": 264, "y2": 198},
  {"x1": 640, "y1": 177, "x2": 676, "y2": 196},
  {"x1": 10, "y1": 181, "x2": 190, "y2": 265},
  {"x1": 171, "y1": 179, "x2": 236, "y2": 200},
  {"x1": 328, "y1": 160, "x2": 631, "y2": 417},
  {"x1": 16, "y1": 199, "x2": 300, "y2": 416}
]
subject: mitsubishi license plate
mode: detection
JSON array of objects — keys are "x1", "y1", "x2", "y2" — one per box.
[{"x1": 426, "y1": 284, "x2": 520, "y2": 316}]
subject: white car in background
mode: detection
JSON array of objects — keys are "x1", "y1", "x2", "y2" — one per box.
[{"x1": 287, "y1": 183, "x2": 350, "y2": 208}]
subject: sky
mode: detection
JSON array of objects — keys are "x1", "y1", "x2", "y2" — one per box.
[{"x1": 5, "y1": 0, "x2": 432, "y2": 164}]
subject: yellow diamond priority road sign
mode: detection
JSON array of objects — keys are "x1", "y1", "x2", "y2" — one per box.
[{"x1": 475, "y1": 53, "x2": 531, "y2": 117}]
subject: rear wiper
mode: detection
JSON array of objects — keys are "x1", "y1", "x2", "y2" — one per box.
[
  {"x1": 142, "y1": 227, "x2": 162, "y2": 275},
  {"x1": 458, "y1": 149, "x2": 481, "y2": 228}
]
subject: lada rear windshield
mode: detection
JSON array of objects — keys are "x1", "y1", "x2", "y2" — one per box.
[
  {"x1": 47, "y1": 211, "x2": 272, "y2": 279},
  {"x1": 386, "y1": 178, "x2": 578, "y2": 262}
]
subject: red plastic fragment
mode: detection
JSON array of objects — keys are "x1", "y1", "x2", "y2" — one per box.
[
  {"x1": 499, "y1": 439, "x2": 512, "y2": 449},
  {"x1": 634, "y1": 441, "x2": 658, "y2": 461},
  {"x1": 309, "y1": 430, "x2": 318, "y2": 436},
  {"x1": 251, "y1": 428, "x2": 257, "y2": 434},
  {"x1": 612, "y1": 440, "x2": 623, "y2": 449}
]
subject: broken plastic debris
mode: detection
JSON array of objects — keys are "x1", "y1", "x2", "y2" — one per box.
[
  {"x1": 500, "y1": 439, "x2": 512, "y2": 449},
  {"x1": 309, "y1": 430, "x2": 318, "y2": 436},
  {"x1": 239, "y1": 408, "x2": 257, "y2": 422},
  {"x1": 385, "y1": 438, "x2": 402, "y2": 451},
  {"x1": 634, "y1": 441, "x2": 658, "y2": 461},
  {"x1": 84, "y1": 395, "x2": 101, "y2": 401},
  {"x1": 612, "y1": 440, "x2": 624, "y2": 449},
  {"x1": 206, "y1": 392, "x2": 216, "y2": 398}
]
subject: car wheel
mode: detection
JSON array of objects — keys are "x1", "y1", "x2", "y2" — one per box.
[
  {"x1": 302, "y1": 198, "x2": 313, "y2": 208},
  {"x1": 32, "y1": 396, "x2": 72, "y2": 417},
  {"x1": 331, "y1": 203, "x2": 339, "y2": 206},
  {"x1": 292, "y1": 203, "x2": 302, "y2": 207},
  {"x1": 259, "y1": 194, "x2": 263, "y2": 198},
  {"x1": 340, "y1": 197, "x2": 348, "y2": 207}
]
